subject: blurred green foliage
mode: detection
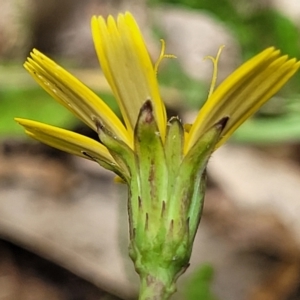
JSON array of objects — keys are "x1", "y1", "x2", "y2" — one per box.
[
  {"x1": 0, "y1": 88, "x2": 76, "y2": 136},
  {"x1": 149, "y1": 0, "x2": 300, "y2": 92},
  {"x1": 157, "y1": 58, "x2": 207, "y2": 109},
  {"x1": 148, "y1": 0, "x2": 300, "y2": 59},
  {"x1": 232, "y1": 95, "x2": 300, "y2": 144},
  {"x1": 183, "y1": 264, "x2": 218, "y2": 300}
]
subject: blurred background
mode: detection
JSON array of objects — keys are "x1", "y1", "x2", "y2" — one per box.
[{"x1": 1, "y1": 0, "x2": 300, "y2": 299}]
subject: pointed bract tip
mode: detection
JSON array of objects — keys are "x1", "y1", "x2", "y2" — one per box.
[
  {"x1": 168, "y1": 116, "x2": 181, "y2": 124},
  {"x1": 216, "y1": 116, "x2": 229, "y2": 131},
  {"x1": 140, "y1": 99, "x2": 154, "y2": 123},
  {"x1": 141, "y1": 99, "x2": 153, "y2": 112},
  {"x1": 93, "y1": 118, "x2": 104, "y2": 133}
]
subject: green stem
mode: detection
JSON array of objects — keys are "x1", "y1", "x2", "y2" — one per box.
[{"x1": 138, "y1": 272, "x2": 175, "y2": 300}]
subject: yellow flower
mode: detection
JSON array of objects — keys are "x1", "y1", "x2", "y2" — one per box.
[
  {"x1": 16, "y1": 12, "x2": 300, "y2": 178},
  {"x1": 15, "y1": 12, "x2": 300, "y2": 298}
]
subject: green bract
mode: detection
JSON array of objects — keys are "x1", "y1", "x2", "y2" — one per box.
[{"x1": 97, "y1": 100, "x2": 228, "y2": 297}]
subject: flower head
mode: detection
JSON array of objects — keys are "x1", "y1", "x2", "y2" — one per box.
[
  {"x1": 15, "y1": 12, "x2": 300, "y2": 298},
  {"x1": 16, "y1": 12, "x2": 299, "y2": 178}
]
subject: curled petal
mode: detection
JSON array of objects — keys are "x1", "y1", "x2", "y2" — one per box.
[
  {"x1": 24, "y1": 49, "x2": 130, "y2": 146},
  {"x1": 186, "y1": 47, "x2": 300, "y2": 152},
  {"x1": 91, "y1": 12, "x2": 167, "y2": 140}
]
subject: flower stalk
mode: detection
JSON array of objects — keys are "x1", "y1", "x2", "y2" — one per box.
[{"x1": 15, "y1": 12, "x2": 300, "y2": 300}]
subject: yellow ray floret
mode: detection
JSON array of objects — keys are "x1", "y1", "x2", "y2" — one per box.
[
  {"x1": 24, "y1": 49, "x2": 131, "y2": 147},
  {"x1": 91, "y1": 12, "x2": 167, "y2": 140},
  {"x1": 17, "y1": 11, "x2": 300, "y2": 170},
  {"x1": 185, "y1": 47, "x2": 300, "y2": 152},
  {"x1": 15, "y1": 118, "x2": 116, "y2": 166}
]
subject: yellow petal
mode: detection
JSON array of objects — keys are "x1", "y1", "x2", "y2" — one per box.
[
  {"x1": 91, "y1": 12, "x2": 166, "y2": 139},
  {"x1": 186, "y1": 47, "x2": 300, "y2": 152},
  {"x1": 24, "y1": 49, "x2": 131, "y2": 146},
  {"x1": 15, "y1": 118, "x2": 116, "y2": 166}
]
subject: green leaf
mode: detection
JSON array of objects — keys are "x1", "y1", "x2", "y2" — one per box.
[
  {"x1": 183, "y1": 264, "x2": 218, "y2": 300},
  {"x1": 233, "y1": 114, "x2": 300, "y2": 144}
]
